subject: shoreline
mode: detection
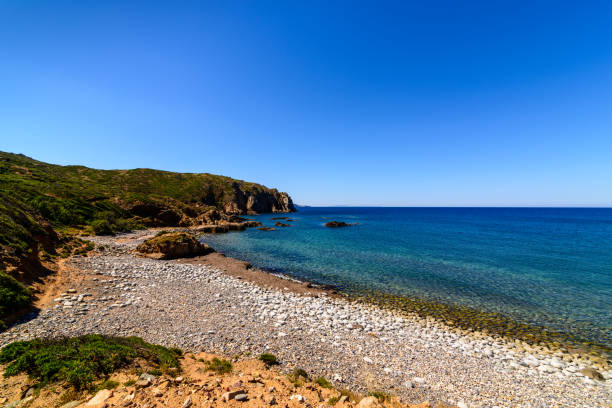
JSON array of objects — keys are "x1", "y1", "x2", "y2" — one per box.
[
  {"x1": 196, "y1": 229, "x2": 611, "y2": 365},
  {"x1": 1, "y1": 229, "x2": 611, "y2": 406}
]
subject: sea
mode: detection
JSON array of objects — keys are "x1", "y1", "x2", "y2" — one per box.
[{"x1": 200, "y1": 207, "x2": 612, "y2": 353}]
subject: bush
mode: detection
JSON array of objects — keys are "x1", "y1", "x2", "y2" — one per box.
[
  {"x1": 0, "y1": 271, "x2": 31, "y2": 329},
  {"x1": 204, "y1": 357, "x2": 232, "y2": 374},
  {"x1": 0, "y1": 335, "x2": 182, "y2": 390},
  {"x1": 90, "y1": 219, "x2": 114, "y2": 235},
  {"x1": 315, "y1": 376, "x2": 332, "y2": 388},
  {"x1": 369, "y1": 391, "x2": 389, "y2": 402},
  {"x1": 259, "y1": 353, "x2": 279, "y2": 367}
]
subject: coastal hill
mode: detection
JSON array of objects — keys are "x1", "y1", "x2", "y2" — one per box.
[{"x1": 0, "y1": 151, "x2": 295, "y2": 273}]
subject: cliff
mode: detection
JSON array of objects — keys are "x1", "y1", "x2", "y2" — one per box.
[{"x1": 0, "y1": 151, "x2": 295, "y2": 272}]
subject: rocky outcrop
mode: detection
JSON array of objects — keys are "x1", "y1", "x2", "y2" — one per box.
[
  {"x1": 223, "y1": 183, "x2": 296, "y2": 215},
  {"x1": 136, "y1": 232, "x2": 214, "y2": 259}
]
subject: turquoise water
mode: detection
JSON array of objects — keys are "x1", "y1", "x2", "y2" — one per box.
[{"x1": 200, "y1": 207, "x2": 612, "y2": 350}]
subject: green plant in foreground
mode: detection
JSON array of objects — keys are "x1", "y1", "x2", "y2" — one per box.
[
  {"x1": 315, "y1": 376, "x2": 333, "y2": 389},
  {"x1": 0, "y1": 271, "x2": 31, "y2": 329},
  {"x1": 0, "y1": 334, "x2": 181, "y2": 390},
  {"x1": 204, "y1": 357, "x2": 232, "y2": 374},
  {"x1": 259, "y1": 353, "x2": 279, "y2": 367},
  {"x1": 328, "y1": 396, "x2": 340, "y2": 406},
  {"x1": 93, "y1": 379, "x2": 119, "y2": 393},
  {"x1": 288, "y1": 367, "x2": 309, "y2": 387},
  {"x1": 369, "y1": 391, "x2": 389, "y2": 402}
]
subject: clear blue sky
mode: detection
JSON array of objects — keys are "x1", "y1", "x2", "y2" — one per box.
[{"x1": 1, "y1": 1, "x2": 612, "y2": 206}]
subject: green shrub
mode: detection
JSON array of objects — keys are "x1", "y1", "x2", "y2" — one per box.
[
  {"x1": 328, "y1": 396, "x2": 340, "y2": 405},
  {"x1": 0, "y1": 335, "x2": 182, "y2": 390},
  {"x1": 93, "y1": 379, "x2": 119, "y2": 393},
  {"x1": 90, "y1": 219, "x2": 114, "y2": 235},
  {"x1": 204, "y1": 357, "x2": 232, "y2": 374},
  {"x1": 259, "y1": 353, "x2": 279, "y2": 367},
  {"x1": 288, "y1": 367, "x2": 309, "y2": 386},
  {"x1": 0, "y1": 271, "x2": 31, "y2": 329},
  {"x1": 368, "y1": 391, "x2": 389, "y2": 402},
  {"x1": 315, "y1": 376, "x2": 332, "y2": 389}
]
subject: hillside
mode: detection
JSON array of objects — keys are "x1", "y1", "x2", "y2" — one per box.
[{"x1": 0, "y1": 151, "x2": 295, "y2": 273}]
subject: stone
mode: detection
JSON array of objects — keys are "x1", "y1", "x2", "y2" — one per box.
[
  {"x1": 580, "y1": 367, "x2": 604, "y2": 381},
  {"x1": 86, "y1": 389, "x2": 113, "y2": 407},
  {"x1": 60, "y1": 402, "x2": 82, "y2": 408},
  {"x1": 235, "y1": 394, "x2": 249, "y2": 402},
  {"x1": 363, "y1": 356, "x2": 373, "y2": 364},
  {"x1": 136, "y1": 232, "x2": 214, "y2": 259},
  {"x1": 222, "y1": 390, "x2": 246, "y2": 401},
  {"x1": 457, "y1": 401, "x2": 468, "y2": 408},
  {"x1": 290, "y1": 394, "x2": 306, "y2": 403},
  {"x1": 182, "y1": 396, "x2": 193, "y2": 408},
  {"x1": 356, "y1": 396, "x2": 380, "y2": 408},
  {"x1": 268, "y1": 396, "x2": 277, "y2": 405}
]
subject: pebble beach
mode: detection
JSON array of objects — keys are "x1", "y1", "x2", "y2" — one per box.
[{"x1": 1, "y1": 231, "x2": 611, "y2": 407}]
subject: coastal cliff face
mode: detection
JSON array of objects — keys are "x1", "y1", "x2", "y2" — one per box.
[
  {"x1": 224, "y1": 184, "x2": 296, "y2": 214},
  {"x1": 0, "y1": 151, "x2": 295, "y2": 272}
]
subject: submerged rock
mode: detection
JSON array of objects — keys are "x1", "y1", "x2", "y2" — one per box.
[{"x1": 324, "y1": 221, "x2": 356, "y2": 228}]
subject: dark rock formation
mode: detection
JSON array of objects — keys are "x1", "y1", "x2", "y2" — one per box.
[
  {"x1": 274, "y1": 222, "x2": 291, "y2": 227},
  {"x1": 324, "y1": 221, "x2": 356, "y2": 228}
]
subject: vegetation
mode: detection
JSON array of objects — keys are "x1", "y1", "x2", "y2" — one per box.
[
  {"x1": 288, "y1": 367, "x2": 310, "y2": 387},
  {"x1": 369, "y1": 391, "x2": 390, "y2": 402},
  {"x1": 0, "y1": 151, "x2": 286, "y2": 269},
  {"x1": 0, "y1": 271, "x2": 31, "y2": 329},
  {"x1": 0, "y1": 334, "x2": 182, "y2": 390},
  {"x1": 258, "y1": 353, "x2": 279, "y2": 367},
  {"x1": 328, "y1": 396, "x2": 340, "y2": 405},
  {"x1": 204, "y1": 357, "x2": 233, "y2": 374},
  {"x1": 315, "y1": 376, "x2": 333, "y2": 389}
]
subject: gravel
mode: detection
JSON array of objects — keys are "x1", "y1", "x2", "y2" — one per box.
[{"x1": 1, "y1": 232, "x2": 611, "y2": 407}]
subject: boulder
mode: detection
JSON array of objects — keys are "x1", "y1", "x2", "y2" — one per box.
[
  {"x1": 274, "y1": 222, "x2": 290, "y2": 227},
  {"x1": 580, "y1": 367, "x2": 604, "y2": 380},
  {"x1": 136, "y1": 232, "x2": 214, "y2": 259},
  {"x1": 356, "y1": 396, "x2": 381, "y2": 408}
]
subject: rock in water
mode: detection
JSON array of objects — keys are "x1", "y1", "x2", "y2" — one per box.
[
  {"x1": 136, "y1": 231, "x2": 214, "y2": 259},
  {"x1": 324, "y1": 221, "x2": 356, "y2": 228}
]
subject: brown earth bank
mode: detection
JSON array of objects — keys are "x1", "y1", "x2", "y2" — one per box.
[{"x1": 0, "y1": 352, "x2": 451, "y2": 408}]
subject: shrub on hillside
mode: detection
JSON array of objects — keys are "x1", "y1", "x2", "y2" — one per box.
[{"x1": 0, "y1": 271, "x2": 31, "y2": 329}]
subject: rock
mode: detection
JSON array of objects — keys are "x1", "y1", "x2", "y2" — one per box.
[
  {"x1": 339, "y1": 396, "x2": 348, "y2": 404},
  {"x1": 268, "y1": 396, "x2": 277, "y2": 405},
  {"x1": 86, "y1": 389, "x2": 113, "y2": 407},
  {"x1": 152, "y1": 388, "x2": 164, "y2": 397},
  {"x1": 363, "y1": 356, "x2": 373, "y2": 364},
  {"x1": 413, "y1": 377, "x2": 426, "y2": 385},
  {"x1": 457, "y1": 401, "x2": 468, "y2": 408},
  {"x1": 404, "y1": 381, "x2": 414, "y2": 389},
  {"x1": 235, "y1": 394, "x2": 249, "y2": 402},
  {"x1": 136, "y1": 232, "x2": 214, "y2": 259},
  {"x1": 580, "y1": 367, "x2": 604, "y2": 381},
  {"x1": 356, "y1": 396, "x2": 381, "y2": 408},
  {"x1": 258, "y1": 227, "x2": 276, "y2": 231},
  {"x1": 290, "y1": 394, "x2": 306, "y2": 403},
  {"x1": 324, "y1": 221, "x2": 355, "y2": 228},
  {"x1": 222, "y1": 390, "x2": 246, "y2": 401},
  {"x1": 60, "y1": 402, "x2": 82, "y2": 408},
  {"x1": 181, "y1": 396, "x2": 193, "y2": 408},
  {"x1": 274, "y1": 222, "x2": 290, "y2": 227}
]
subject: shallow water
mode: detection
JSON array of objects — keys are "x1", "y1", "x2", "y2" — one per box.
[{"x1": 200, "y1": 207, "x2": 612, "y2": 350}]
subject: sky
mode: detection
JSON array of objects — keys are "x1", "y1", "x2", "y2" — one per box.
[{"x1": 1, "y1": 1, "x2": 612, "y2": 206}]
